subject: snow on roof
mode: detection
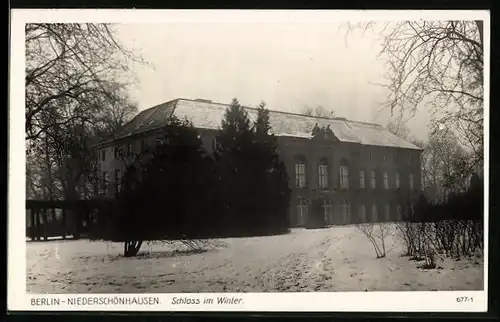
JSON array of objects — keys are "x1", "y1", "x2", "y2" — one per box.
[{"x1": 111, "y1": 98, "x2": 421, "y2": 150}]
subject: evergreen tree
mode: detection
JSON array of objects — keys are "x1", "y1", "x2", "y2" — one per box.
[
  {"x1": 214, "y1": 98, "x2": 255, "y2": 232},
  {"x1": 252, "y1": 102, "x2": 291, "y2": 232},
  {"x1": 214, "y1": 99, "x2": 291, "y2": 235},
  {"x1": 112, "y1": 116, "x2": 218, "y2": 255}
]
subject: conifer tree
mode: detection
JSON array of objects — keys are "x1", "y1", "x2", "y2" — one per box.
[
  {"x1": 253, "y1": 102, "x2": 291, "y2": 231},
  {"x1": 214, "y1": 98, "x2": 255, "y2": 232},
  {"x1": 113, "y1": 116, "x2": 217, "y2": 256}
]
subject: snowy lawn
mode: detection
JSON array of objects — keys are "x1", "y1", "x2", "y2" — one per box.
[{"x1": 26, "y1": 225, "x2": 484, "y2": 293}]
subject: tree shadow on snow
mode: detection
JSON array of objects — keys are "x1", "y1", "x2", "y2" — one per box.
[{"x1": 135, "y1": 248, "x2": 209, "y2": 259}]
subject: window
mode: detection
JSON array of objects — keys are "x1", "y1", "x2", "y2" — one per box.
[
  {"x1": 101, "y1": 172, "x2": 109, "y2": 195},
  {"x1": 318, "y1": 159, "x2": 328, "y2": 189},
  {"x1": 212, "y1": 137, "x2": 219, "y2": 151},
  {"x1": 396, "y1": 205, "x2": 403, "y2": 221},
  {"x1": 295, "y1": 162, "x2": 307, "y2": 188},
  {"x1": 409, "y1": 174, "x2": 414, "y2": 189},
  {"x1": 323, "y1": 199, "x2": 333, "y2": 225},
  {"x1": 297, "y1": 198, "x2": 308, "y2": 226},
  {"x1": 127, "y1": 144, "x2": 132, "y2": 156},
  {"x1": 395, "y1": 154, "x2": 399, "y2": 163},
  {"x1": 141, "y1": 139, "x2": 148, "y2": 152},
  {"x1": 383, "y1": 154, "x2": 387, "y2": 161},
  {"x1": 115, "y1": 170, "x2": 122, "y2": 193},
  {"x1": 371, "y1": 204, "x2": 378, "y2": 222},
  {"x1": 101, "y1": 149, "x2": 106, "y2": 162},
  {"x1": 359, "y1": 169, "x2": 365, "y2": 189},
  {"x1": 385, "y1": 204, "x2": 390, "y2": 221},
  {"x1": 114, "y1": 147, "x2": 120, "y2": 159},
  {"x1": 359, "y1": 204, "x2": 366, "y2": 223},
  {"x1": 383, "y1": 172, "x2": 389, "y2": 189},
  {"x1": 340, "y1": 165, "x2": 349, "y2": 189},
  {"x1": 371, "y1": 170, "x2": 376, "y2": 189},
  {"x1": 341, "y1": 199, "x2": 351, "y2": 224},
  {"x1": 395, "y1": 172, "x2": 400, "y2": 189},
  {"x1": 369, "y1": 151, "x2": 373, "y2": 161}
]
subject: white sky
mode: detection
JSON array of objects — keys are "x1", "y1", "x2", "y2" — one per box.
[{"x1": 115, "y1": 22, "x2": 432, "y2": 140}]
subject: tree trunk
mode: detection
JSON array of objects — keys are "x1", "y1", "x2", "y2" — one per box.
[
  {"x1": 61, "y1": 208, "x2": 66, "y2": 239},
  {"x1": 123, "y1": 240, "x2": 143, "y2": 257}
]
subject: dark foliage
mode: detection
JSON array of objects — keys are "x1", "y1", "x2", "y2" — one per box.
[
  {"x1": 109, "y1": 117, "x2": 220, "y2": 244},
  {"x1": 87, "y1": 100, "x2": 291, "y2": 256},
  {"x1": 412, "y1": 173, "x2": 483, "y2": 222},
  {"x1": 214, "y1": 99, "x2": 291, "y2": 235},
  {"x1": 396, "y1": 173, "x2": 483, "y2": 261}
]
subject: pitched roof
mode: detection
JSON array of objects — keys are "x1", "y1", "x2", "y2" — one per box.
[{"x1": 111, "y1": 98, "x2": 422, "y2": 150}]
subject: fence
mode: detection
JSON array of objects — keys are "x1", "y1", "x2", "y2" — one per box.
[{"x1": 25, "y1": 199, "x2": 115, "y2": 241}]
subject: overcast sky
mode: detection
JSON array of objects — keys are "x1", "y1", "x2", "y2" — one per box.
[{"x1": 115, "y1": 22, "x2": 431, "y2": 140}]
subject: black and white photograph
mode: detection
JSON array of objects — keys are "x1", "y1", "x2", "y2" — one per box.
[{"x1": 9, "y1": 9, "x2": 489, "y2": 312}]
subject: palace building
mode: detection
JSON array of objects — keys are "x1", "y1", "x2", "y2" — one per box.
[{"x1": 95, "y1": 98, "x2": 423, "y2": 227}]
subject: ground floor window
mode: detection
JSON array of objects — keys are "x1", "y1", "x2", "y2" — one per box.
[
  {"x1": 396, "y1": 204, "x2": 403, "y2": 221},
  {"x1": 341, "y1": 199, "x2": 350, "y2": 225},
  {"x1": 297, "y1": 198, "x2": 308, "y2": 226},
  {"x1": 371, "y1": 204, "x2": 378, "y2": 222},
  {"x1": 322, "y1": 199, "x2": 333, "y2": 225},
  {"x1": 358, "y1": 204, "x2": 366, "y2": 223},
  {"x1": 385, "y1": 204, "x2": 390, "y2": 222}
]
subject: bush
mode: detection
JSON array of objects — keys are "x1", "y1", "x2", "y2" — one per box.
[{"x1": 395, "y1": 180, "x2": 483, "y2": 266}]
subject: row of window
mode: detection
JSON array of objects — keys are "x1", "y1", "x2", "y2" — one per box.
[
  {"x1": 295, "y1": 163, "x2": 415, "y2": 190},
  {"x1": 99, "y1": 170, "x2": 123, "y2": 194},
  {"x1": 297, "y1": 198, "x2": 410, "y2": 226},
  {"x1": 369, "y1": 151, "x2": 416, "y2": 165},
  {"x1": 100, "y1": 140, "x2": 150, "y2": 161}
]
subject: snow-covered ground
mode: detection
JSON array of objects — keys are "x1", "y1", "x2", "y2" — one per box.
[{"x1": 26, "y1": 226, "x2": 484, "y2": 294}]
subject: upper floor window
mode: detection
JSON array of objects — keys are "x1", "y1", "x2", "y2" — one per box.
[
  {"x1": 295, "y1": 156, "x2": 307, "y2": 188},
  {"x1": 383, "y1": 171, "x2": 389, "y2": 189},
  {"x1": 371, "y1": 170, "x2": 376, "y2": 189},
  {"x1": 318, "y1": 158, "x2": 329, "y2": 189},
  {"x1": 339, "y1": 160, "x2": 349, "y2": 189},
  {"x1": 359, "y1": 169, "x2": 365, "y2": 189},
  {"x1": 369, "y1": 151, "x2": 373, "y2": 161},
  {"x1": 101, "y1": 149, "x2": 106, "y2": 162},
  {"x1": 395, "y1": 172, "x2": 400, "y2": 189},
  {"x1": 394, "y1": 154, "x2": 399, "y2": 163},
  {"x1": 409, "y1": 174, "x2": 415, "y2": 190},
  {"x1": 383, "y1": 154, "x2": 388, "y2": 162},
  {"x1": 212, "y1": 137, "x2": 219, "y2": 152}
]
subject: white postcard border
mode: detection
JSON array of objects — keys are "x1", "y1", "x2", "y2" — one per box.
[{"x1": 9, "y1": 9, "x2": 490, "y2": 312}]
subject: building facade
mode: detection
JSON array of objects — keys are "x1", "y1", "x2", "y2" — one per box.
[{"x1": 96, "y1": 98, "x2": 423, "y2": 227}]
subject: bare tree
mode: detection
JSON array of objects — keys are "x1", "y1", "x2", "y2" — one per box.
[
  {"x1": 25, "y1": 23, "x2": 144, "y2": 142},
  {"x1": 418, "y1": 128, "x2": 475, "y2": 202},
  {"x1": 346, "y1": 21, "x2": 484, "y2": 165},
  {"x1": 356, "y1": 222, "x2": 390, "y2": 259},
  {"x1": 25, "y1": 23, "x2": 144, "y2": 202}
]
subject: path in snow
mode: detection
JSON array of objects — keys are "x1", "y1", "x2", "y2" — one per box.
[{"x1": 26, "y1": 226, "x2": 484, "y2": 293}]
